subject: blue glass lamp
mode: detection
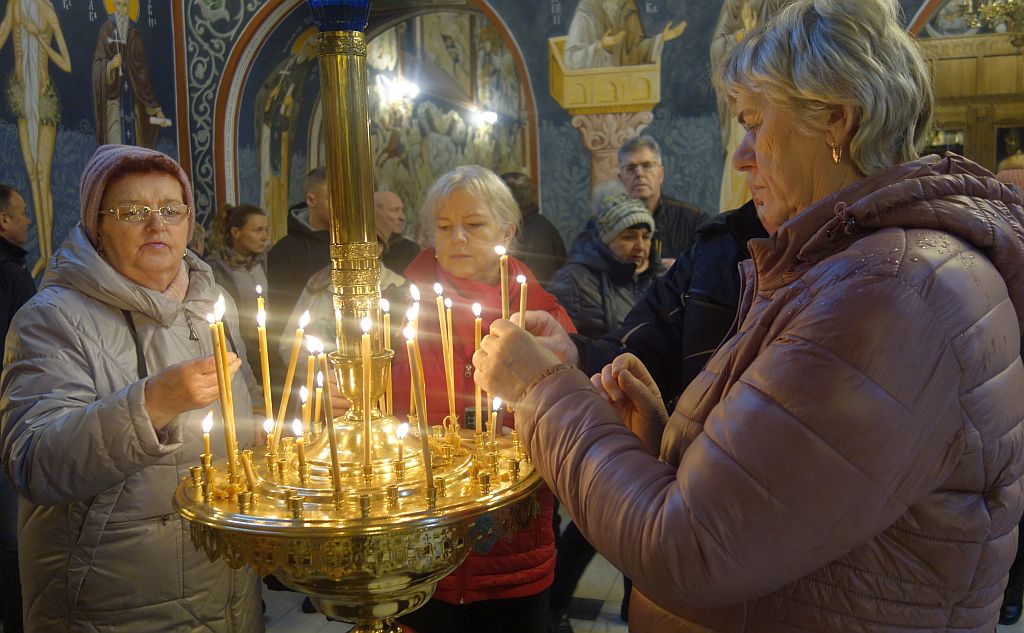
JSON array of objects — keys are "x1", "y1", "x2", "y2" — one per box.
[{"x1": 307, "y1": 0, "x2": 371, "y2": 32}]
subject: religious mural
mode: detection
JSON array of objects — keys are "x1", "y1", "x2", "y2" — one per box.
[{"x1": 0, "y1": 0, "x2": 177, "y2": 275}]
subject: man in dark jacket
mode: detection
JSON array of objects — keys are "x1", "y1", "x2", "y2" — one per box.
[
  {"x1": 502, "y1": 172, "x2": 566, "y2": 288},
  {"x1": 542, "y1": 200, "x2": 767, "y2": 633},
  {"x1": 267, "y1": 167, "x2": 331, "y2": 343},
  {"x1": 0, "y1": 183, "x2": 36, "y2": 633},
  {"x1": 618, "y1": 135, "x2": 709, "y2": 268}
]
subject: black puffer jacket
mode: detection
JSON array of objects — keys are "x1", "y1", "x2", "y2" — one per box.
[{"x1": 548, "y1": 228, "x2": 659, "y2": 339}]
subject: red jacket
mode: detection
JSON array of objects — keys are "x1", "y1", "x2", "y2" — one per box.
[{"x1": 393, "y1": 248, "x2": 576, "y2": 604}]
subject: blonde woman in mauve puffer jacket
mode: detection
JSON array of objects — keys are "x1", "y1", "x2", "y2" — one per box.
[
  {"x1": 474, "y1": 1, "x2": 1024, "y2": 631},
  {"x1": 0, "y1": 145, "x2": 263, "y2": 633}
]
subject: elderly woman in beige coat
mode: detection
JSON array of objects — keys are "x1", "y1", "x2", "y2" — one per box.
[
  {"x1": 0, "y1": 144, "x2": 263, "y2": 632},
  {"x1": 475, "y1": 1, "x2": 1024, "y2": 631}
]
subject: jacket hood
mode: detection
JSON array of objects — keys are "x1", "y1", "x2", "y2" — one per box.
[
  {"x1": 751, "y1": 154, "x2": 1024, "y2": 326},
  {"x1": 40, "y1": 224, "x2": 220, "y2": 326},
  {"x1": 286, "y1": 205, "x2": 329, "y2": 239}
]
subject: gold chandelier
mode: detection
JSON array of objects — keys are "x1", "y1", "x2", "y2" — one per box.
[
  {"x1": 961, "y1": 0, "x2": 1024, "y2": 48},
  {"x1": 172, "y1": 2, "x2": 543, "y2": 632}
]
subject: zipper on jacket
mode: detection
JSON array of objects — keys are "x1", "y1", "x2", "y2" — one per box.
[{"x1": 184, "y1": 311, "x2": 200, "y2": 341}]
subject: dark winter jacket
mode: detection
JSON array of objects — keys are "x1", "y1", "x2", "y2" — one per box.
[
  {"x1": 383, "y1": 234, "x2": 420, "y2": 275},
  {"x1": 652, "y1": 195, "x2": 710, "y2": 261},
  {"x1": 575, "y1": 200, "x2": 767, "y2": 401},
  {"x1": 0, "y1": 236, "x2": 35, "y2": 372},
  {"x1": 266, "y1": 207, "x2": 329, "y2": 338},
  {"x1": 514, "y1": 204, "x2": 567, "y2": 289},
  {"x1": 548, "y1": 228, "x2": 658, "y2": 339}
]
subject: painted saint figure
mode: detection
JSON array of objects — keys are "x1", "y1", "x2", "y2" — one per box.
[
  {"x1": 92, "y1": 0, "x2": 170, "y2": 148},
  {"x1": 563, "y1": 0, "x2": 686, "y2": 70},
  {"x1": 0, "y1": 0, "x2": 71, "y2": 275},
  {"x1": 255, "y1": 28, "x2": 317, "y2": 244}
]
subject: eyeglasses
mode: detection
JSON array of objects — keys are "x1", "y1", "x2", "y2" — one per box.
[
  {"x1": 621, "y1": 161, "x2": 661, "y2": 175},
  {"x1": 100, "y1": 203, "x2": 192, "y2": 225}
]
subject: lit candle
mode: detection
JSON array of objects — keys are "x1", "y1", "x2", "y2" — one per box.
[
  {"x1": 300, "y1": 386, "x2": 311, "y2": 435},
  {"x1": 406, "y1": 303, "x2": 419, "y2": 417},
  {"x1": 274, "y1": 310, "x2": 310, "y2": 455},
  {"x1": 314, "y1": 371, "x2": 324, "y2": 434},
  {"x1": 201, "y1": 411, "x2": 213, "y2": 460},
  {"x1": 396, "y1": 421, "x2": 409, "y2": 463},
  {"x1": 360, "y1": 316, "x2": 373, "y2": 470},
  {"x1": 319, "y1": 352, "x2": 343, "y2": 502},
  {"x1": 472, "y1": 303, "x2": 482, "y2": 434},
  {"x1": 443, "y1": 297, "x2": 457, "y2": 423},
  {"x1": 490, "y1": 396, "x2": 503, "y2": 445},
  {"x1": 206, "y1": 300, "x2": 238, "y2": 484},
  {"x1": 303, "y1": 335, "x2": 319, "y2": 433},
  {"x1": 256, "y1": 284, "x2": 265, "y2": 316},
  {"x1": 381, "y1": 299, "x2": 392, "y2": 416},
  {"x1": 404, "y1": 326, "x2": 435, "y2": 500},
  {"x1": 433, "y1": 284, "x2": 451, "y2": 399},
  {"x1": 256, "y1": 308, "x2": 273, "y2": 420},
  {"x1": 212, "y1": 297, "x2": 237, "y2": 463},
  {"x1": 495, "y1": 245, "x2": 509, "y2": 319},
  {"x1": 292, "y1": 418, "x2": 307, "y2": 478},
  {"x1": 516, "y1": 274, "x2": 528, "y2": 328},
  {"x1": 263, "y1": 418, "x2": 274, "y2": 449}
]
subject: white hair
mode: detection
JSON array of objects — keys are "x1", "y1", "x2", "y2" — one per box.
[
  {"x1": 715, "y1": 0, "x2": 933, "y2": 176},
  {"x1": 417, "y1": 165, "x2": 522, "y2": 247}
]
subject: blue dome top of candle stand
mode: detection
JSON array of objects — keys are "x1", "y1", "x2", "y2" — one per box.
[{"x1": 307, "y1": 0, "x2": 370, "y2": 32}]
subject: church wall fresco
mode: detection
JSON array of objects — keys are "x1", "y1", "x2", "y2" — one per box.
[{"x1": 0, "y1": 0, "x2": 942, "y2": 275}]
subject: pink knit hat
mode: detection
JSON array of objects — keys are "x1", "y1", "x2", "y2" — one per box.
[{"x1": 80, "y1": 144, "x2": 195, "y2": 246}]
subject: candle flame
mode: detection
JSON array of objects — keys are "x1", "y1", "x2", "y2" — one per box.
[
  {"x1": 516, "y1": 274, "x2": 527, "y2": 284},
  {"x1": 206, "y1": 313, "x2": 215, "y2": 324},
  {"x1": 214, "y1": 295, "x2": 226, "y2": 321},
  {"x1": 403, "y1": 325, "x2": 416, "y2": 341},
  {"x1": 298, "y1": 310, "x2": 311, "y2": 329},
  {"x1": 492, "y1": 396, "x2": 502, "y2": 411},
  {"x1": 256, "y1": 284, "x2": 263, "y2": 296},
  {"x1": 396, "y1": 421, "x2": 409, "y2": 439},
  {"x1": 300, "y1": 385, "x2": 309, "y2": 403},
  {"x1": 494, "y1": 245, "x2": 507, "y2": 256},
  {"x1": 444, "y1": 297, "x2": 453, "y2": 309},
  {"x1": 263, "y1": 418, "x2": 274, "y2": 434},
  {"x1": 360, "y1": 316, "x2": 373, "y2": 334},
  {"x1": 433, "y1": 282, "x2": 443, "y2": 296},
  {"x1": 292, "y1": 419, "x2": 303, "y2": 437},
  {"x1": 317, "y1": 371, "x2": 324, "y2": 388},
  {"x1": 380, "y1": 298, "x2": 390, "y2": 314},
  {"x1": 409, "y1": 284, "x2": 420, "y2": 302},
  {"x1": 472, "y1": 302, "x2": 482, "y2": 317},
  {"x1": 257, "y1": 308, "x2": 266, "y2": 328},
  {"x1": 306, "y1": 335, "x2": 321, "y2": 353},
  {"x1": 406, "y1": 303, "x2": 419, "y2": 323},
  {"x1": 202, "y1": 411, "x2": 213, "y2": 433}
]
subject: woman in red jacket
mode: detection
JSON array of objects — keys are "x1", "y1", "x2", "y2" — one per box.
[{"x1": 393, "y1": 165, "x2": 575, "y2": 633}]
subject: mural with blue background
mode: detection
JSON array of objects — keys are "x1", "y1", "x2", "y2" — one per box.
[{"x1": 0, "y1": 0, "x2": 933, "y2": 277}]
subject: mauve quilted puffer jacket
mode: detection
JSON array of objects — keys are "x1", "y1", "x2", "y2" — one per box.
[{"x1": 515, "y1": 154, "x2": 1024, "y2": 632}]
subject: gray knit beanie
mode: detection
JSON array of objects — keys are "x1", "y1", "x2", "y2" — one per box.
[
  {"x1": 80, "y1": 144, "x2": 195, "y2": 247},
  {"x1": 594, "y1": 191, "x2": 654, "y2": 244}
]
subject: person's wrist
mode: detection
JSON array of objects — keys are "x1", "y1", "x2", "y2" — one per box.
[{"x1": 516, "y1": 362, "x2": 577, "y2": 404}]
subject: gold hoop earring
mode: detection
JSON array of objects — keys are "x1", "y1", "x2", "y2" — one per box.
[{"x1": 831, "y1": 144, "x2": 843, "y2": 165}]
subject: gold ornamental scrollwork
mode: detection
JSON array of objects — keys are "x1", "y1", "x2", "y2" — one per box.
[
  {"x1": 318, "y1": 31, "x2": 367, "y2": 57},
  {"x1": 331, "y1": 242, "x2": 378, "y2": 260}
]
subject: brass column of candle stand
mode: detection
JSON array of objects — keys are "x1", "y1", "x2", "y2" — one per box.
[{"x1": 173, "y1": 2, "x2": 542, "y2": 632}]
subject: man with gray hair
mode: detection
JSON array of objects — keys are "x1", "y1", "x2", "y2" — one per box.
[
  {"x1": 374, "y1": 190, "x2": 419, "y2": 273},
  {"x1": 618, "y1": 135, "x2": 708, "y2": 267},
  {"x1": 0, "y1": 183, "x2": 35, "y2": 633}
]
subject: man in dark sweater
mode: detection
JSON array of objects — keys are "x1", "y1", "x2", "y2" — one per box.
[
  {"x1": 0, "y1": 184, "x2": 36, "y2": 633},
  {"x1": 618, "y1": 135, "x2": 709, "y2": 268},
  {"x1": 501, "y1": 172, "x2": 566, "y2": 288},
  {"x1": 374, "y1": 191, "x2": 419, "y2": 274}
]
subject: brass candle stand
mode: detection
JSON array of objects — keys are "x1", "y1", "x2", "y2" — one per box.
[{"x1": 173, "y1": 2, "x2": 542, "y2": 631}]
